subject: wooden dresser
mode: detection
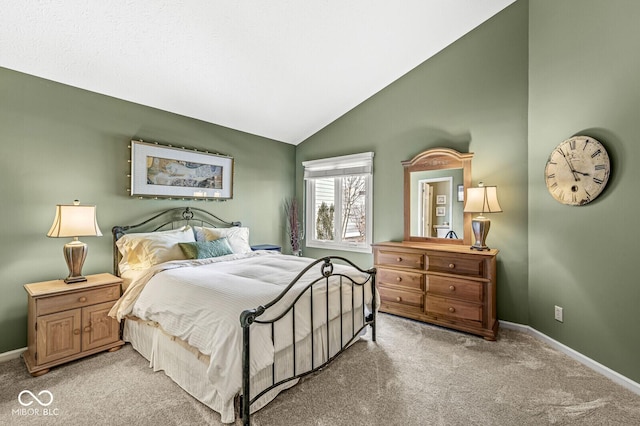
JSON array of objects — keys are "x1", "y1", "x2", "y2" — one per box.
[
  {"x1": 23, "y1": 273, "x2": 124, "y2": 376},
  {"x1": 372, "y1": 241, "x2": 498, "y2": 340}
]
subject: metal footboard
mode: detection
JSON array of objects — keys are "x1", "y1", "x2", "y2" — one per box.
[{"x1": 239, "y1": 256, "x2": 377, "y2": 425}]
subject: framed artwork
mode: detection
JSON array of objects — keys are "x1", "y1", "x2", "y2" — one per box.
[
  {"x1": 130, "y1": 140, "x2": 234, "y2": 200},
  {"x1": 436, "y1": 194, "x2": 446, "y2": 205},
  {"x1": 436, "y1": 207, "x2": 446, "y2": 217},
  {"x1": 457, "y1": 184, "x2": 464, "y2": 202}
]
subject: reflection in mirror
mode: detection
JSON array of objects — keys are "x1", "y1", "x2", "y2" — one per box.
[
  {"x1": 403, "y1": 148, "x2": 473, "y2": 245},
  {"x1": 411, "y1": 171, "x2": 463, "y2": 238}
]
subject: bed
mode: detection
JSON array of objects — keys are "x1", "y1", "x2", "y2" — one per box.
[{"x1": 108, "y1": 207, "x2": 377, "y2": 425}]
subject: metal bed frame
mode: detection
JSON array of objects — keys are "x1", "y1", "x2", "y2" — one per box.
[{"x1": 112, "y1": 207, "x2": 377, "y2": 425}]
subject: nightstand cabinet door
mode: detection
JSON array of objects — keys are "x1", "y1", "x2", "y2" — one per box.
[
  {"x1": 82, "y1": 301, "x2": 121, "y2": 351},
  {"x1": 36, "y1": 309, "x2": 82, "y2": 364}
]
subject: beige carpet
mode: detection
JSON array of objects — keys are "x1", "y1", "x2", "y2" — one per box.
[{"x1": 2, "y1": 314, "x2": 639, "y2": 425}]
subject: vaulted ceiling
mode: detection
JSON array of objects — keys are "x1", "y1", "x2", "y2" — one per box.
[{"x1": 1, "y1": 1, "x2": 516, "y2": 144}]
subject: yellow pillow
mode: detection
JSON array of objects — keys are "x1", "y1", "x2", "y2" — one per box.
[{"x1": 116, "y1": 226, "x2": 196, "y2": 273}]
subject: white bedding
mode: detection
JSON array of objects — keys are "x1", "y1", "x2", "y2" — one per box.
[{"x1": 109, "y1": 251, "x2": 375, "y2": 422}]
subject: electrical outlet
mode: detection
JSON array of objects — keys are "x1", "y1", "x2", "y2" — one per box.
[{"x1": 554, "y1": 305, "x2": 563, "y2": 322}]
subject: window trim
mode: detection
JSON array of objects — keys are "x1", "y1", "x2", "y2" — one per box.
[{"x1": 303, "y1": 152, "x2": 374, "y2": 253}]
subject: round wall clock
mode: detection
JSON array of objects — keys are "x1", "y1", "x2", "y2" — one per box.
[{"x1": 544, "y1": 135, "x2": 611, "y2": 206}]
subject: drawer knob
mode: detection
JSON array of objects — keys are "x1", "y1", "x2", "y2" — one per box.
[
  {"x1": 448, "y1": 263, "x2": 455, "y2": 269},
  {"x1": 396, "y1": 276, "x2": 402, "y2": 282},
  {"x1": 396, "y1": 296, "x2": 402, "y2": 302},
  {"x1": 448, "y1": 307, "x2": 456, "y2": 313},
  {"x1": 83, "y1": 326, "x2": 92, "y2": 333},
  {"x1": 78, "y1": 296, "x2": 87, "y2": 303},
  {"x1": 396, "y1": 257, "x2": 403, "y2": 262},
  {"x1": 73, "y1": 329, "x2": 80, "y2": 335},
  {"x1": 449, "y1": 285, "x2": 456, "y2": 291}
]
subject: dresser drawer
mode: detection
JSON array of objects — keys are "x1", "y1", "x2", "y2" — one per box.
[
  {"x1": 37, "y1": 285, "x2": 120, "y2": 316},
  {"x1": 378, "y1": 268, "x2": 424, "y2": 291},
  {"x1": 427, "y1": 276, "x2": 482, "y2": 302},
  {"x1": 379, "y1": 285, "x2": 423, "y2": 311},
  {"x1": 376, "y1": 250, "x2": 424, "y2": 270},
  {"x1": 426, "y1": 254, "x2": 483, "y2": 277},
  {"x1": 426, "y1": 296, "x2": 482, "y2": 322}
]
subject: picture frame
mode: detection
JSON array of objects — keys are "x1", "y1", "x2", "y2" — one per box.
[
  {"x1": 457, "y1": 184, "x2": 464, "y2": 202},
  {"x1": 130, "y1": 140, "x2": 234, "y2": 200},
  {"x1": 436, "y1": 206, "x2": 446, "y2": 217},
  {"x1": 436, "y1": 194, "x2": 446, "y2": 205}
]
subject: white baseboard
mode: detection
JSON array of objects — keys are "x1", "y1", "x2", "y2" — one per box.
[
  {"x1": 500, "y1": 321, "x2": 640, "y2": 396},
  {"x1": 0, "y1": 347, "x2": 26, "y2": 363}
]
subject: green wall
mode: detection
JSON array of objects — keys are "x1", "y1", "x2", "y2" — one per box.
[
  {"x1": 296, "y1": 1, "x2": 530, "y2": 324},
  {"x1": 0, "y1": 68, "x2": 295, "y2": 353},
  {"x1": 528, "y1": 0, "x2": 640, "y2": 382}
]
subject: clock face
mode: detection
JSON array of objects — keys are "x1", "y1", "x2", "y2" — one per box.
[{"x1": 544, "y1": 136, "x2": 611, "y2": 206}]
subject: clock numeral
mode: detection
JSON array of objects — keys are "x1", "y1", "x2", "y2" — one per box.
[
  {"x1": 594, "y1": 164, "x2": 606, "y2": 170},
  {"x1": 570, "y1": 139, "x2": 576, "y2": 150},
  {"x1": 593, "y1": 177, "x2": 604, "y2": 185},
  {"x1": 549, "y1": 182, "x2": 558, "y2": 189},
  {"x1": 547, "y1": 173, "x2": 556, "y2": 179},
  {"x1": 591, "y1": 149, "x2": 602, "y2": 158},
  {"x1": 548, "y1": 161, "x2": 557, "y2": 165},
  {"x1": 571, "y1": 193, "x2": 577, "y2": 203}
]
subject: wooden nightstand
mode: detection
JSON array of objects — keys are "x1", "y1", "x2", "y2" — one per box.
[{"x1": 23, "y1": 273, "x2": 124, "y2": 376}]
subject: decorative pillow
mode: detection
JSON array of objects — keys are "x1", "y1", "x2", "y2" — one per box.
[
  {"x1": 194, "y1": 226, "x2": 252, "y2": 253},
  {"x1": 116, "y1": 226, "x2": 196, "y2": 273},
  {"x1": 178, "y1": 238, "x2": 234, "y2": 259}
]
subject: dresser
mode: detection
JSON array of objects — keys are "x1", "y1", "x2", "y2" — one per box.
[
  {"x1": 372, "y1": 241, "x2": 498, "y2": 340},
  {"x1": 23, "y1": 273, "x2": 124, "y2": 376}
]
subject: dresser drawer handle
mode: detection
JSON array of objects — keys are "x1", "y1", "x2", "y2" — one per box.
[
  {"x1": 448, "y1": 263, "x2": 455, "y2": 269},
  {"x1": 448, "y1": 307, "x2": 456, "y2": 313},
  {"x1": 396, "y1": 257, "x2": 403, "y2": 262},
  {"x1": 78, "y1": 296, "x2": 87, "y2": 303},
  {"x1": 396, "y1": 276, "x2": 402, "y2": 282},
  {"x1": 396, "y1": 296, "x2": 402, "y2": 302},
  {"x1": 83, "y1": 326, "x2": 92, "y2": 333},
  {"x1": 73, "y1": 329, "x2": 81, "y2": 335},
  {"x1": 449, "y1": 285, "x2": 456, "y2": 291}
]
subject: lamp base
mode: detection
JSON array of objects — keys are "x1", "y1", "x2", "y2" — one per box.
[
  {"x1": 63, "y1": 240, "x2": 88, "y2": 284},
  {"x1": 470, "y1": 216, "x2": 491, "y2": 251}
]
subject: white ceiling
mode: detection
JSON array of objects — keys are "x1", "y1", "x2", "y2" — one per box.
[{"x1": 1, "y1": 1, "x2": 515, "y2": 145}]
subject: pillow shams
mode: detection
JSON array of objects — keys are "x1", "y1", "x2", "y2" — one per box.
[
  {"x1": 194, "y1": 226, "x2": 252, "y2": 253},
  {"x1": 179, "y1": 238, "x2": 234, "y2": 259},
  {"x1": 116, "y1": 226, "x2": 196, "y2": 273}
]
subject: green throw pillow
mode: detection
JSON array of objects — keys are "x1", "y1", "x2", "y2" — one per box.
[{"x1": 179, "y1": 238, "x2": 234, "y2": 259}]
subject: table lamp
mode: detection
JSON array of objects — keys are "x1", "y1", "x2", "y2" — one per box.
[
  {"x1": 463, "y1": 183, "x2": 502, "y2": 251},
  {"x1": 47, "y1": 200, "x2": 103, "y2": 283}
]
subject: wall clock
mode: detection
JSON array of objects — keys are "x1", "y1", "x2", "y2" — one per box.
[{"x1": 544, "y1": 135, "x2": 611, "y2": 206}]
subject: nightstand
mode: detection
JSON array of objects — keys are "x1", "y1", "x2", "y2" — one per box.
[
  {"x1": 23, "y1": 273, "x2": 124, "y2": 376},
  {"x1": 251, "y1": 244, "x2": 282, "y2": 252}
]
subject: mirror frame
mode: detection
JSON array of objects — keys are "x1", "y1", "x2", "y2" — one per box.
[{"x1": 402, "y1": 148, "x2": 473, "y2": 245}]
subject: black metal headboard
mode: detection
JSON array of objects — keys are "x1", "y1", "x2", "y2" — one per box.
[{"x1": 112, "y1": 207, "x2": 241, "y2": 276}]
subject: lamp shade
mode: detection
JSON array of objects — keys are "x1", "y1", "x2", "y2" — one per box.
[
  {"x1": 47, "y1": 202, "x2": 103, "y2": 238},
  {"x1": 463, "y1": 185, "x2": 502, "y2": 214}
]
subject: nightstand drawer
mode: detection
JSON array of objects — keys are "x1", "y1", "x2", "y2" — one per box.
[
  {"x1": 426, "y1": 255, "x2": 483, "y2": 277},
  {"x1": 426, "y1": 296, "x2": 482, "y2": 322},
  {"x1": 378, "y1": 268, "x2": 424, "y2": 291},
  {"x1": 376, "y1": 250, "x2": 424, "y2": 270},
  {"x1": 427, "y1": 276, "x2": 482, "y2": 302},
  {"x1": 37, "y1": 285, "x2": 120, "y2": 316}
]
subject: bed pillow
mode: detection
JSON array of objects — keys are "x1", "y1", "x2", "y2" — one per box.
[
  {"x1": 116, "y1": 226, "x2": 196, "y2": 272},
  {"x1": 194, "y1": 226, "x2": 252, "y2": 254},
  {"x1": 178, "y1": 238, "x2": 234, "y2": 260}
]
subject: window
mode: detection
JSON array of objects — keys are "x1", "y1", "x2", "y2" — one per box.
[{"x1": 303, "y1": 152, "x2": 373, "y2": 253}]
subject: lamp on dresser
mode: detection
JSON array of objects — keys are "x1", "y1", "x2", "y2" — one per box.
[
  {"x1": 46, "y1": 200, "x2": 102, "y2": 283},
  {"x1": 463, "y1": 182, "x2": 502, "y2": 251}
]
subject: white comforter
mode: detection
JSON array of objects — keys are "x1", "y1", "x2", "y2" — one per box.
[{"x1": 109, "y1": 251, "x2": 374, "y2": 409}]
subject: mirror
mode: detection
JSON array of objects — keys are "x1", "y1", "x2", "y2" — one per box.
[{"x1": 402, "y1": 148, "x2": 473, "y2": 245}]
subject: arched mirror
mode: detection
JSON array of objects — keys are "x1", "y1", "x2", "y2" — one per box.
[{"x1": 403, "y1": 148, "x2": 473, "y2": 245}]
